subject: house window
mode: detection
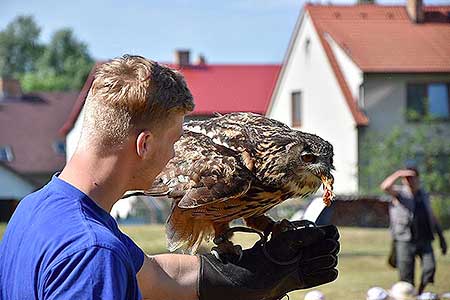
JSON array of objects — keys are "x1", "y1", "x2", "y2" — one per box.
[
  {"x1": 0, "y1": 146, "x2": 14, "y2": 162},
  {"x1": 407, "y1": 83, "x2": 450, "y2": 121},
  {"x1": 53, "y1": 140, "x2": 66, "y2": 155},
  {"x1": 304, "y1": 38, "x2": 311, "y2": 56},
  {"x1": 292, "y1": 91, "x2": 302, "y2": 127},
  {"x1": 358, "y1": 83, "x2": 365, "y2": 109}
]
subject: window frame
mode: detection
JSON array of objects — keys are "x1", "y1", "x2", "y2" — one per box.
[
  {"x1": 52, "y1": 140, "x2": 67, "y2": 155},
  {"x1": 291, "y1": 90, "x2": 302, "y2": 127},
  {"x1": 406, "y1": 81, "x2": 450, "y2": 122},
  {"x1": 0, "y1": 145, "x2": 14, "y2": 162}
]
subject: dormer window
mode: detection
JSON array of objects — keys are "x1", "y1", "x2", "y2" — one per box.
[
  {"x1": 53, "y1": 140, "x2": 66, "y2": 155},
  {"x1": 0, "y1": 146, "x2": 14, "y2": 162}
]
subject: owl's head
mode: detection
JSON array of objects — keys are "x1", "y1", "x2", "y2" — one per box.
[
  {"x1": 264, "y1": 131, "x2": 334, "y2": 198},
  {"x1": 294, "y1": 131, "x2": 334, "y2": 179}
]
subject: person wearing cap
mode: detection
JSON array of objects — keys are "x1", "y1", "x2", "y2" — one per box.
[
  {"x1": 389, "y1": 281, "x2": 417, "y2": 300},
  {"x1": 367, "y1": 286, "x2": 389, "y2": 300},
  {"x1": 380, "y1": 164, "x2": 447, "y2": 294}
]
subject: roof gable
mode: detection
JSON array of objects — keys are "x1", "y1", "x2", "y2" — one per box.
[
  {"x1": 0, "y1": 91, "x2": 78, "y2": 174},
  {"x1": 270, "y1": 7, "x2": 368, "y2": 126},
  {"x1": 306, "y1": 4, "x2": 450, "y2": 72}
]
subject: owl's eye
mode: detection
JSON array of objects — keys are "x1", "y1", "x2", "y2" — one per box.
[{"x1": 301, "y1": 153, "x2": 316, "y2": 163}]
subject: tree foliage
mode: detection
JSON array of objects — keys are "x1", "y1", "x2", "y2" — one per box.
[
  {"x1": 359, "y1": 126, "x2": 450, "y2": 196},
  {"x1": 0, "y1": 16, "x2": 94, "y2": 92},
  {"x1": 0, "y1": 16, "x2": 43, "y2": 77}
]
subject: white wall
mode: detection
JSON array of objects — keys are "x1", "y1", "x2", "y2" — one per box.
[
  {"x1": 0, "y1": 166, "x2": 35, "y2": 199},
  {"x1": 326, "y1": 34, "x2": 363, "y2": 101},
  {"x1": 66, "y1": 106, "x2": 85, "y2": 161},
  {"x1": 268, "y1": 12, "x2": 359, "y2": 194}
]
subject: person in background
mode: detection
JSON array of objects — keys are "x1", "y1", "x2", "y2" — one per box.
[
  {"x1": 367, "y1": 287, "x2": 389, "y2": 300},
  {"x1": 380, "y1": 163, "x2": 447, "y2": 294}
]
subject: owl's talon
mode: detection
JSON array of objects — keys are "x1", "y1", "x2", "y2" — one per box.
[
  {"x1": 270, "y1": 219, "x2": 296, "y2": 237},
  {"x1": 212, "y1": 242, "x2": 243, "y2": 261}
]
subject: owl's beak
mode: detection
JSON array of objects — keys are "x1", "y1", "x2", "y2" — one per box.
[{"x1": 320, "y1": 173, "x2": 335, "y2": 207}]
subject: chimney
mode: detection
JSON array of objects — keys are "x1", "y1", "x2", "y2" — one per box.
[
  {"x1": 0, "y1": 78, "x2": 22, "y2": 99},
  {"x1": 174, "y1": 49, "x2": 190, "y2": 67},
  {"x1": 406, "y1": 0, "x2": 424, "y2": 23},
  {"x1": 196, "y1": 54, "x2": 207, "y2": 66}
]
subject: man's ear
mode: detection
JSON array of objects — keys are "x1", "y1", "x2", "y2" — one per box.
[{"x1": 136, "y1": 130, "x2": 154, "y2": 159}]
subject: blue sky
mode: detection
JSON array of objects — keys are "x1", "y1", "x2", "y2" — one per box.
[{"x1": 1, "y1": 0, "x2": 449, "y2": 63}]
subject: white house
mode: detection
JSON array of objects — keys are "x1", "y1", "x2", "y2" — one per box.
[
  {"x1": 0, "y1": 163, "x2": 36, "y2": 221},
  {"x1": 267, "y1": 1, "x2": 450, "y2": 194}
]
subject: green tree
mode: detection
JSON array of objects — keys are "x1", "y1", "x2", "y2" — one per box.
[
  {"x1": 0, "y1": 16, "x2": 94, "y2": 91},
  {"x1": 21, "y1": 28, "x2": 94, "y2": 91},
  {"x1": 0, "y1": 16, "x2": 43, "y2": 77},
  {"x1": 359, "y1": 126, "x2": 450, "y2": 195}
]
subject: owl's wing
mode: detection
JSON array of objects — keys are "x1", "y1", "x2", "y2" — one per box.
[
  {"x1": 149, "y1": 131, "x2": 253, "y2": 209},
  {"x1": 183, "y1": 114, "x2": 258, "y2": 171}
]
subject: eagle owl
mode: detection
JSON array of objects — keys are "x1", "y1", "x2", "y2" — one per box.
[{"x1": 150, "y1": 112, "x2": 335, "y2": 254}]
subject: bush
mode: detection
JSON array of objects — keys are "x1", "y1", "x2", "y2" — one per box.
[{"x1": 431, "y1": 195, "x2": 450, "y2": 230}]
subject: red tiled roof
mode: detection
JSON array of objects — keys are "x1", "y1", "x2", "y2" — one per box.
[
  {"x1": 306, "y1": 4, "x2": 450, "y2": 72},
  {"x1": 301, "y1": 4, "x2": 450, "y2": 126},
  {"x1": 0, "y1": 92, "x2": 78, "y2": 174},
  {"x1": 60, "y1": 63, "x2": 280, "y2": 135}
]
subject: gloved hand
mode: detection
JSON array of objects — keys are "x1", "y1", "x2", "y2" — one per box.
[{"x1": 199, "y1": 221, "x2": 339, "y2": 300}]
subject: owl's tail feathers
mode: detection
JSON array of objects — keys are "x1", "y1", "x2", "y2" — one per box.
[{"x1": 166, "y1": 205, "x2": 213, "y2": 254}]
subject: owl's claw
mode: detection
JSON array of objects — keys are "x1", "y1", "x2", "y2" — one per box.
[
  {"x1": 270, "y1": 219, "x2": 297, "y2": 237},
  {"x1": 212, "y1": 241, "x2": 243, "y2": 261}
]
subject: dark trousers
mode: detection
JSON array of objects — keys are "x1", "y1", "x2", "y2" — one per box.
[{"x1": 396, "y1": 240, "x2": 435, "y2": 289}]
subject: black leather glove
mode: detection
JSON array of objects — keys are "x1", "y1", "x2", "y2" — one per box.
[{"x1": 199, "y1": 221, "x2": 339, "y2": 300}]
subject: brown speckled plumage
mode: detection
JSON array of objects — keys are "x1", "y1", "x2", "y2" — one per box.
[{"x1": 151, "y1": 112, "x2": 334, "y2": 253}]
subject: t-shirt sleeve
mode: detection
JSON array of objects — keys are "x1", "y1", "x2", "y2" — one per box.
[
  {"x1": 119, "y1": 232, "x2": 145, "y2": 273},
  {"x1": 42, "y1": 246, "x2": 141, "y2": 300}
]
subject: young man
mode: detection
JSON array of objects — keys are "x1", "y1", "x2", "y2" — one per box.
[
  {"x1": 0, "y1": 55, "x2": 339, "y2": 300},
  {"x1": 380, "y1": 165, "x2": 447, "y2": 294}
]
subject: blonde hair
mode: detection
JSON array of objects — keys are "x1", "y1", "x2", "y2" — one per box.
[{"x1": 79, "y1": 55, "x2": 194, "y2": 149}]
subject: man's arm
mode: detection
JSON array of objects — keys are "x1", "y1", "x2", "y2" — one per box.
[
  {"x1": 379, "y1": 169, "x2": 416, "y2": 196},
  {"x1": 136, "y1": 222, "x2": 339, "y2": 300},
  {"x1": 137, "y1": 254, "x2": 199, "y2": 300}
]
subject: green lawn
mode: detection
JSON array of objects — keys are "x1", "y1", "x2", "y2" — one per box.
[
  {"x1": 1, "y1": 223, "x2": 449, "y2": 298},
  {"x1": 0, "y1": 223, "x2": 5, "y2": 238},
  {"x1": 122, "y1": 225, "x2": 450, "y2": 299}
]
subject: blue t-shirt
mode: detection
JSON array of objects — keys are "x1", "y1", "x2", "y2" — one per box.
[{"x1": 0, "y1": 175, "x2": 145, "y2": 299}]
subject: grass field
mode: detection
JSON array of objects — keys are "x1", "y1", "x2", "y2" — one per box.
[{"x1": 1, "y1": 223, "x2": 449, "y2": 298}]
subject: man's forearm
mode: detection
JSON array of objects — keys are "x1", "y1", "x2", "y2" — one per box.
[
  {"x1": 137, "y1": 254, "x2": 199, "y2": 300},
  {"x1": 380, "y1": 171, "x2": 400, "y2": 192}
]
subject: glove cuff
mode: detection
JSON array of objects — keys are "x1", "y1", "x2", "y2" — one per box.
[{"x1": 199, "y1": 254, "x2": 269, "y2": 300}]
